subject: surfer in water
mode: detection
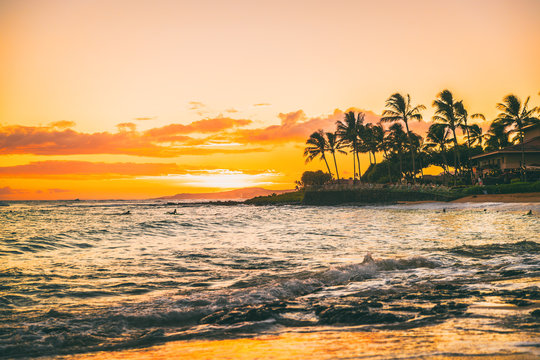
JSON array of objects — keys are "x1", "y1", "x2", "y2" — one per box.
[
  {"x1": 121, "y1": 210, "x2": 131, "y2": 215},
  {"x1": 167, "y1": 209, "x2": 177, "y2": 215}
]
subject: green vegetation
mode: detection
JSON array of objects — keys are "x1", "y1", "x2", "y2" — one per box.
[
  {"x1": 244, "y1": 191, "x2": 304, "y2": 205},
  {"x1": 303, "y1": 187, "x2": 459, "y2": 205},
  {"x1": 302, "y1": 90, "x2": 540, "y2": 185}
]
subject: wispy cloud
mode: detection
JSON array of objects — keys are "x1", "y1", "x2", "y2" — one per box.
[
  {"x1": 133, "y1": 116, "x2": 156, "y2": 121},
  {"x1": 253, "y1": 103, "x2": 271, "y2": 107}
]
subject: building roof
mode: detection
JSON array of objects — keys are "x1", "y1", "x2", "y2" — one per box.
[{"x1": 471, "y1": 136, "x2": 540, "y2": 160}]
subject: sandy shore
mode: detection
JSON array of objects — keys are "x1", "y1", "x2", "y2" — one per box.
[{"x1": 452, "y1": 192, "x2": 540, "y2": 203}]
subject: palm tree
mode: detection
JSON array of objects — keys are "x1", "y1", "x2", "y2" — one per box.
[
  {"x1": 362, "y1": 123, "x2": 384, "y2": 165},
  {"x1": 432, "y1": 90, "x2": 463, "y2": 185},
  {"x1": 304, "y1": 130, "x2": 333, "y2": 176},
  {"x1": 325, "y1": 132, "x2": 347, "y2": 180},
  {"x1": 336, "y1": 111, "x2": 364, "y2": 181},
  {"x1": 424, "y1": 123, "x2": 451, "y2": 182},
  {"x1": 387, "y1": 123, "x2": 408, "y2": 181},
  {"x1": 495, "y1": 94, "x2": 540, "y2": 181},
  {"x1": 381, "y1": 93, "x2": 425, "y2": 184},
  {"x1": 484, "y1": 121, "x2": 512, "y2": 151},
  {"x1": 455, "y1": 102, "x2": 484, "y2": 183}
]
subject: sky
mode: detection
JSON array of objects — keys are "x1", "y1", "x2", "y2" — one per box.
[{"x1": 1, "y1": 0, "x2": 539, "y2": 199}]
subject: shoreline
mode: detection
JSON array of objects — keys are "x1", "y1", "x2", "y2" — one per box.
[{"x1": 452, "y1": 192, "x2": 540, "y2": 203}]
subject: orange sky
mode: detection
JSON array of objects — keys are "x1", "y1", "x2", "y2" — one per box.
[{"x1": 1, "y1": 0, "x2": 539, "y2": 199}]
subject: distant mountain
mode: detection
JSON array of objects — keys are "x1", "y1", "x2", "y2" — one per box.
[{"x1": 156, "y1": 187, "x2": 294, "y2": 201}]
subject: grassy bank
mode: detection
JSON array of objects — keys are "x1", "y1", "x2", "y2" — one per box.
[
  {"x1": 302, "y1": 188, "x2": 459, "y2": 205},
  {"x1": 244, "y1": 191, "x2": 304, "y2": 205},
  {"x1": 244, "y1": 181, "x2": 540, "y2": 205}
]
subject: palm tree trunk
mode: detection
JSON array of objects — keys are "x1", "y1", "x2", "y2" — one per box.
[
  {"x1": 356, "y1": 150, "x2": 362, "y2": 183},
  {"x1": 332, "y1": 152, "x2": 340, "y2": 180},
  {"x1": 404, "y1": 122, "x2": 416, "y2": 185},
  {"x1": 451, "y1": 128, "x2": 460, "y2": 186},
  {"x1": 398, "y1": 151, "x2": 403, "y2": 182},
  {"x1": 322, "y1": 155, "x2": 332, "y2": 178},
  {"x1": 373, "y1": 152, "x2": 377, "y2": 165},
  {"x1": 520, "y1": 130, "x2": 526, "y2": 182},
  {"x1": 465, "y1": 125, "x2": 474, "y2": 184},
  {"x1": 383, "y1": 150, "x2": 392, "y2": 183},
  {"x1": 352, "y1": 147, "x2": 356, "y2": 182}
]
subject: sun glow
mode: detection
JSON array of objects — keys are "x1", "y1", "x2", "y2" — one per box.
[{"x1": 138, "y1": 170, "x2": 282, "y2": 190}]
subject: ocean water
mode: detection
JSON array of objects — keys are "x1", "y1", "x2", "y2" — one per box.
[{"x1": 0, "y1": 201, "x2": 539, "y2": 359}]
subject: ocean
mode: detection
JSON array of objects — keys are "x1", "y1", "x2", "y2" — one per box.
[{"x1": 0, "y1": 201, "x2": 539, "y2": 359}]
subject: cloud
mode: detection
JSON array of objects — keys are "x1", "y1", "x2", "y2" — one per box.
[
  {"x1": 253, "y1": 103, "x2": 271, "y2": 107},
  {"x1": 225, "y1": 108, "x2": 238, "y2": 113},
  {"x1": 0, "y1": 161, "x2": 187, "y2": 178},
  {"x1": 116, "y1": 122, "x2": 137, "y2": 132},
  {"x1": 0, "y1": 186, "x2": 25, "y2": 195},
  {"x1": 144, "y1": 116, "x2": 252, "y2": 139},
  {"x1": 188, "y1": 101, "x2": 205, "y2": 110},
  {"x1": 49, "y1": 120, "x2": 76, "y2": 129},
  {"x1": 0, "y1": 120, "x2": 262, "y2": 157},
  {"x1": 231, "y1": 109, "x2": 355, "y2": 144},
  {"x1": 134, "y1": 116, "x2": 156, "y2": 121}
]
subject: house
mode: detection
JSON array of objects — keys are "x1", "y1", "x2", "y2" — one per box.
[{"x1": 471, "y1": 123, "x2": 540, "y2": 175}]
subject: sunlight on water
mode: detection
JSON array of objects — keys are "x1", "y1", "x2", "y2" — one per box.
[{"x1": 0, "y1": 201, "x2": 538, "y2": 358}]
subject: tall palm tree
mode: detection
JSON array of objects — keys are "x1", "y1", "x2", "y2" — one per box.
[
  {"x1": 455, "y1": 102, "x2": 484, "y2": 183},
  {"x1": 304, "y1": 130, "x2": 333, "y2": 176},
  {"x1": 336, "y1": 111, "x2": 364, "y2": 181},
  {"x1": 362, "y1": 123, "x2": 384, "y2": 165},
  {"x1": 432, "y1": 90, "x2": 463, "y2": 185},
  {"x1": 387, "y1": 123, "x2": 408, "y2": 181},
  {"x1": 495, "y1": 94, "x2": 540, "y2": 181},
  {"x1": 424, "y1": 123, "x2": 451, "y2": 182},
  {"x1": 484, "y1": 121, "x2": 512, "y2": 151},
  {"x1": 381, "y1": 129, "x2": 395, "y2": 183},
  {"x1": 380, "y1": 93, "x2": 425, "y2": 184},
  {"x1": 325, "y1": 132, "x2": 347, "y2": 180}
]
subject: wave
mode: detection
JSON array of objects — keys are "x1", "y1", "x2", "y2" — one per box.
[{"x1": 449, "y1": 240, "x2": 540, "y2": 259}]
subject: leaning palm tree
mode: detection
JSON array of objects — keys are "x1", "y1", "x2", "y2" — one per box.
[
  {"x1": 336, "y1": 111, "x2": 364, "y2": 181},
  {"x1": 432, "y1": 90, "x2": 463, "y2": 185},
  {"x1": 380, "y1": 93, "x2": 425, "y2": 184},
  {"x1": 304, "y1": 130, "x2": 333, "y2": 177},
  {"x1": 424, "y1": 123, "x2": 451, "y2": 182},
  {"x1": 325, "y1": 132, "x2": 347, "y2": 180},
  {"x1": 495, "y1": 94, "x2": 540, "y2": 181}
]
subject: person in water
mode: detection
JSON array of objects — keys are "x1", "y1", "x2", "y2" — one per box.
[{"x1": 121, "y1": 210, "x2": 131, "y2": 215}]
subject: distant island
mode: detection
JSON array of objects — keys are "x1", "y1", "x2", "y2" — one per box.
[{"x1": 156, "y1": 187, "x2": 294, "y2": 201}]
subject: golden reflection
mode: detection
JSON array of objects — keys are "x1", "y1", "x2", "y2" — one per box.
[{"x1": 67, "y1": 327, "x2": 537, "y2": 360}]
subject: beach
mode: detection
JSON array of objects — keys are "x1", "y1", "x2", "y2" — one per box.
[{"x1": 453, "y1": 192, "x2": 540, "y2": 203}]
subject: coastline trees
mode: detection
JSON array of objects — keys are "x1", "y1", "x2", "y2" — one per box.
[
  {"x1": 304, "y1": 130, "x2": 333, "y2": 177},
  {"x1": 301, "y1": 91, "x2": 539, "y2": 186},
  {"x1": 494, "y1": 95, "x2": 540, "y2": 181},
  {"x1": 325, "y1": 131, "x2": 346, "y2": 180},
  {"x1": 380, "y1": 93, "x2": 425, "y2": 184},
  {"x1": 432, "y1": 90, "x2": 463, "y2": 185},
  {"x1": 336, "y1": 111, "x2": 364, "y2": 181}
]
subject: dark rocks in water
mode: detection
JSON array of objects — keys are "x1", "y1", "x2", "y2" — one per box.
[
  {"x1": 363, "y1": 300, "x2": 383, "y2": 308},
  {"x1": 500, "y1": 269, "x2": 525, "y2": 277},
  {"x1": 421, "y1": 302, "x2": 468, "y2": 315},
  {"x1": 506, "y1": 299, "x2": 533, "y2": 307},
  {"x1": 531, "y1": 309, "x2": 540, "y2": 318},
  {"x1": 317, "y1": 305, "x2": 405, "y2": 325},
  {"x1": 199, "y1": 302, "x2": 287, "y2": 325}
]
